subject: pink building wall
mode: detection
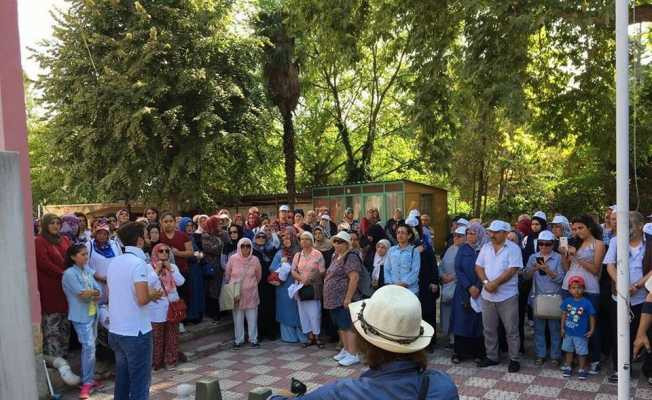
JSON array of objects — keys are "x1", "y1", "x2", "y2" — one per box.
[{"x1": 0, "y1": 0, "x2": 42, "y2": 328}]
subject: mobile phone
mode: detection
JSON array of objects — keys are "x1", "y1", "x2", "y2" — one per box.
[
  {"x1": 559, "y1": 237, "x2": 568, "y2": 250},
  {"x1": 536, "y1": 256, "x2": 544, "y2": 264}
]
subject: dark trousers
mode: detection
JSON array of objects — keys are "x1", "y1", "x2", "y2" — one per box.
[{"x1": 109, "y1": 331, "x2": 153, "y2": 400}]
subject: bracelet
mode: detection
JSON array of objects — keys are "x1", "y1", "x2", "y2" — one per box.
[{"x1": 643, "y1": 302, "x2": 652, "y2": 315}]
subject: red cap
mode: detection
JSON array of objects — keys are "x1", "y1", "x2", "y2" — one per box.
[{"x1": 568, "y1": 275, "x2": 585, "y2": 288}]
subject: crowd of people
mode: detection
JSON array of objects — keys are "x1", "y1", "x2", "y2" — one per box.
[{"x1": 32, "y1": 203, "x2": 652, "y2": 399}]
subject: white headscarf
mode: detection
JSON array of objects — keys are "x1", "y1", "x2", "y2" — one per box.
[{"x1": 372, "y1": 239, "x2": 392, "y2": 282}]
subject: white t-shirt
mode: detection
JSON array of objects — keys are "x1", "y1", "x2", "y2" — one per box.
[
  {"x1": 604, "y1": 236, "x2": 648, "y2": 306},
  {"x1": 107, "y1": 246, "x2": 152, "y2": 336},
  {"x1": 146, "y1": 263, "x2": 185, "y2": 323},
  {"x1": 476, "y1": 241, "x2": 523, "y2": 302},
  {"x1": 87, "y1": 239, "x2": 122, "y2": 304}
]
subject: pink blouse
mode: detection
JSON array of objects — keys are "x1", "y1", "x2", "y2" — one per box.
[
  {"x1": 225, "y1": 256, "x2": 262, "y2": 309},
  {"x1": 293, "y1": 248, "x2": 325, "y2": 282}
]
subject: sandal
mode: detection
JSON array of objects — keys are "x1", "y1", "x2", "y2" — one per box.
[
  {"x1": 316, "y1": 340, "x2": 325, "y2": 349},
  {"x1": 303, "y1": 340, "x2": 316, "y2": 348}
]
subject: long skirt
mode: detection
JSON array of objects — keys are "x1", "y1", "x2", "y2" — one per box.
[
  {"x1": 152, "y1": 321, "x2": 179, "y2": 369},
  {"x1": 297, "y1": 300, "x2": 321, "y2": 335},
  {"x1": 280, "y1": 324, "x2": 307, "y2": 344},
  {"x1": 42, "y1": 312, "x2": 71, "y2": 358},
  {"x1": 454, "y1": 335, "x2": 486, "y2": 360},
  {"x1": 186, "y1": 262, "x2": 205, "y2": 321}
]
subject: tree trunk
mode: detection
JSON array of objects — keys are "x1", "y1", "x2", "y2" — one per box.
[{"x1": 282, "y1": 111, "x2": 296, "y2": 207}]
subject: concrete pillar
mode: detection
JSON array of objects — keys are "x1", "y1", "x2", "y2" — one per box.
[
  {"x1": 0, "y1": 152, "x2": 39, "y2": 399},
  {"x1": 1, "y1": 1, "x2": 47, "y2": 397},
  {"x1": 195, "y1": 379, "x2": 222, "y2": 400},
  {"x1": 248, "y1": 388, "x2": 273, "y2": 400}
]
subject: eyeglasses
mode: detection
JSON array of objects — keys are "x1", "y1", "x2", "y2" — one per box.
[
  {"x1": 241, "y1": 244, "x2": 251, "y2": 248},
  {"x1": 158, "y1": 249, "x2": 170, "y2": 254},
  {"x1": 539, "y1": 242, "x2": 553, "y2": 247}
]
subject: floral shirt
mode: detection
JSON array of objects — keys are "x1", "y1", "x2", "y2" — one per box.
[{"x1": 323, "y1": 251, "x2": 362, "y2": 309}]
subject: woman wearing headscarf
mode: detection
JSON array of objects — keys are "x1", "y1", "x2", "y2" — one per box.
[
  {"x1": 225, "y1": 238, "x2": 262, "y2": 348},
  {"x1": 202, "y1": 216, "x2": 224, "y2": 320},
  {"x1": 368, "y1": 239, "x2": 391, "y2": 290},
  {"x1": 270, "y1": 227, "x2": 307, "y2": 343},
  {"x1": 292, "y1": 231, "x2": 326, "y2": 348},
  {"x1": 35, "y1": 214, "x2": 72, "y2": 358},
  {"x1": 313, "y1": 226, "x2": 334, "y2": 267},
  {"x1": 439, "y1": 226, "x2": 466, "y2": 348},
  {"x1": 384, "y1": 209, "x2": 404, "y2": 246},
  {"x1": 244, "y1": 212, "x2": 260, "y2": 239},
  {"x1": 179, "y1": 217, "x2": 205, "y2": 324},
  {"x1": 86, "y1": 220, "x2": 122, "y2": 304},
  {"x1": 60, "y1": 214, "x2": 82, "y2": 244},
  {"x1": 221, "y1": 223, "x2": 244, "y2": 270},
  {"x1": 363, "y1": 224, "x2": 387, "y2": 268},
  {"x1": 252, "y1": 229, "x2": 279, "y2": 340},
  {"x1": 147, "y1": 243, "x2": 185, "y2": 370},
  {"x1": 116, "y1": 208, "x2": 130, "y2": 228},
  {"x1": 550, "y1": 215, "x2": 572, "y2": 252},
  {"x1": 450, "y1": 222, "x2": 488, "y2": 363}
]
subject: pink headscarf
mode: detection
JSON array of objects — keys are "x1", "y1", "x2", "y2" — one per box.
[
  {"x1": 227, "y1": 238, "x2": 255, "y2": 271},
  {"x1": 151, "y1": 243, "x2": 175, "y2": 293}
]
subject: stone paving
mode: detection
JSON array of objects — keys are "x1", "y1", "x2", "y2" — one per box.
[{"x1": 66, "y1": 338, "x2": 652, "y2": 400}]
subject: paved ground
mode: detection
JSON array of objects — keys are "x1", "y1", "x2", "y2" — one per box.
[{"x1": 65, "y1": 337, "x2": 652, "y2": 400}]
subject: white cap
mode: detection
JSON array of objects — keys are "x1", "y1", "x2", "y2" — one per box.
[
  {"x1": 487, "y1": 220, "x2": 511, "y2": 232},
  {"x1": 533, "y1": 211, "x2": 547, "y2": 221},
  {"x1": 609, "y1": 205, "x2": 617, "y2": 211},
  {"x1": 551, "y1": 215, "x2": 569, "y2": 225},
  {"x1": 537, "y1": 230, "x2": 555, "y2": 241},
  {"x1": 408, "y1": 209, "x2": 420, "y2": 218},
  {"x1": 331, "y1": 230, "x2": 352, "y2": 245},
  {"x1": 321, "y1": 214, "x2": 331, "y2": 221},
  {"x1": 454, "y1": 226, "x2": 467, "y2": 235},
  {"x1": 279, "y1": 205, "x2": 290, "y2": 212},
  {"x1": 644, "y1": 223, "x2": 652, "y2": 236},
  {"x1": 406, "y1": 216, "x2": 419, "y2": 227},
  {"x1": 456, "y1": 218, "x2": 469, "y2": 226}
]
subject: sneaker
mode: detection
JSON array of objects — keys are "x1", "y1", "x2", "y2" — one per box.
[
  {"x1": 561, "y1": 366, "x2": 572, "y2": 378},
  {"x1": 251, "y1": 342, "x2": 260, "y2": 348},
  {"x1": 550, "y1": 359, "x2": 561, "y2": 368},
  {"x1": 508, "y1": 360, "x2": 520, "y2": 373},
  {"x1": 333, "y1": 348, "x2": 349, "y2": 362},
  {"x1": 179, "y1": 322, "x2": 186, "y2": 333},
  {"x1": 589, "y1": 361, "x2": 601, "y2": 375},
  {"x1": 232, "y1": 343, "x2": 242, "y2": 350},
  {"x1": 476, "y1": 357, "x2": 500, "y2": 368},
  {"x1": 79, "y1": 383, "x2": 93, "y2": 399},
  {"x1": 534, "y1": 358, "x2": 544, "y2": 366},
  {"x1": 609, "y1": 372, "x2": 618, "y2": 383},
  {"x1": 578, "y1": 369, "x2": 588, "y2": 380},
  {"x1": 647, "y1": 376, "x2": 652, "y2": 386},
  {"x1": 338, "y1": 353, "x2": 360, "y2": 367}
]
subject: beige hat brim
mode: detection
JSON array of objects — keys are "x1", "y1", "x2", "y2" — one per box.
[{"x1": 348, "y1": 299, "x2": 434, "y2": 354}]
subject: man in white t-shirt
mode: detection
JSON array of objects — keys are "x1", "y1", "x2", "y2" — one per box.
[
  {"x1": 475, "y1": 220, "x2": 524, "y2": 372},
  {"x1": 108, "y1": 222, "x2": 163, "y2": 400}
]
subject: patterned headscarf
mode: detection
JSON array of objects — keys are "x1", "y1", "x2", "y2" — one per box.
[
  {"x1": 151, "y1": 243, "x2": 175, "y2": 294},
  {"x1": 467, "y1": 222, "x2": 488, "y2": 251}
]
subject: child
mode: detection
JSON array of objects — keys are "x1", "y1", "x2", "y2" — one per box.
[
  {"x1": 560, "y1": 275, "x2": 596, "y2": 380},
  {"x1": 62, "y1": 244, "x2": 102, "y2": 399}
]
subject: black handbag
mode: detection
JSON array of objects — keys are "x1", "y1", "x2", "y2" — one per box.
[{"x1": 298, "y1": 285, "x2": 316, "y2": 301}]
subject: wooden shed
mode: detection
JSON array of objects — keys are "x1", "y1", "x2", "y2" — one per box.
[{"x1": 311, "y1": 180, "x2": 448, "y2": 251}]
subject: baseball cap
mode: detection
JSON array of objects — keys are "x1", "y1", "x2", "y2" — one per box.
[
  {"x1": 456, "y1": 218, "x2": 469, "y2": 226},
  {"x1": 95, "y1": 223, "x2": 111, "y2": 233},
  {"x1": 487, "y1": 220, "x2": 511, "y2": 232},
  {"x1": 332, "y1": 231, "x2": 352, "y2": 245},
  {"x1": 533, "y1": 211, "x2": 547, "y2": 221},
  {"x1": 537, "y1": 230, "x2": 555, "y2": 241},
  {"x1": 279, "y1": 205, "x2": 290, "y2": 212},
  {"x1": 551, "y1": 215, "x2": 569, "y2": 225},
  {"x1": 454, "y1": 226, "x2": 467, "y2": 235},
  {"x1": 321, "y1": 214, "x2": 331, "y2": 221},
  {"x1": 568, "y1": 275, "x2": 586, "y2": 288}
]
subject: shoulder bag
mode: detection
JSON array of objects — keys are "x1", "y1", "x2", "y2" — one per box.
[
  {"x1": 159, "y1": 276, "x2": 187, "y2": 323},
  {"x1": 532, "y1": 264, "x2": 562, "y2": 319}
]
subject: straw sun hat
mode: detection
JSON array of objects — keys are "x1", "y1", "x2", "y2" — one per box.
[{"x1": 349, "y1": 285, "x2": 434, "y2": 354}]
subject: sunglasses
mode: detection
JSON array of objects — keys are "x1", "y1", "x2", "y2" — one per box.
[
  {"x1": 158, "y1": 248, "x2": 170, "y2": 254},
  {"x1": 332, "y1": 239, "x2": 344, "y2": 244},
  {"x1": 539, "y1": 242, "x2": 553, "y2": 247},
  {"x1": 241, "y1": 244, "x2": 252, "y2": 248}
]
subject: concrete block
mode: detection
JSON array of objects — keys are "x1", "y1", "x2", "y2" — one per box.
[
  {"x1": 248, "y1": 387, "x2": 273, "y2": 400},
  {"x1": 196, "y1": 378, "x2": 222, "y2": 400}
]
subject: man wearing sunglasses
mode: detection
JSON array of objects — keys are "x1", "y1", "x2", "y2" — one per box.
[{"x1": 524, "y1": 230, "x2": 564, "y2": 367}]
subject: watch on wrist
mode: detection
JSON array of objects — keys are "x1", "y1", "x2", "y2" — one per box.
[{"x1": 482, "y1": 279, "x2": 489, "y2": 286}]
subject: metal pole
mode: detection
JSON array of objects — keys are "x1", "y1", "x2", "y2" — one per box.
[{"x1": 615, "y1": 1, "x2": 630, "y2": 398}]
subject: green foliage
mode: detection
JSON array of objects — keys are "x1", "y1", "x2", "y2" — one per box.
[{"x1": 33, "y1": 0, "x2": 270, "y2": 210}]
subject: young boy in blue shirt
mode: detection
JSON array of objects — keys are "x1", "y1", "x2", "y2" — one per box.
[{"x1": 561, "y1": 275, "x2": 596, "y2": 380}]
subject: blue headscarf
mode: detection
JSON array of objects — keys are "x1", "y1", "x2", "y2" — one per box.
[{"x1": 178, "y1": 217, "x2": 193, "y2": 234}]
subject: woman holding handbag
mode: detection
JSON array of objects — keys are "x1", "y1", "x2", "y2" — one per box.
[
  {"x1": 147, "y1": 243, "x2": 186, "y2": 370},
  {"x1": 225, "y1": 238, "x2": 262, "y2": 349},
  {"x1": 524, "y1": 230, "x2": 564, "y2": 367},
  {"x1": 292, "y1": 231, "x2": 326, "y2": 348}
]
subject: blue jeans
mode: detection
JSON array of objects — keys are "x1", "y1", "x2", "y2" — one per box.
[
  {"x1": 109, "y1": 331, "x2": 153, "y2": 400},
  {"x1": 72, "y1": 319, "x2": 98, "y2": 384},
  {"x1": 534, "y1": 318, "x2": 561, "y2": 359},
  {"x1": 561, "y1": 290, "x2": 601, "y2": 364}
]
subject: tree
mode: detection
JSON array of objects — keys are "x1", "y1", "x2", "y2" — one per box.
[
  {"x1": 254, "y1": 1, "x2": 300, "y2": 206},
  {"x1": 33, "y1": 0, "x2": 269, "y2": 211}
]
